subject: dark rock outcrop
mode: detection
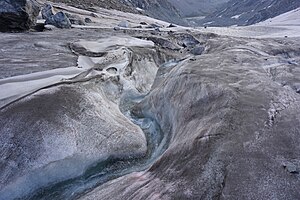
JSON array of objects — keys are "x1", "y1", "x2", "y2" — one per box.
[
  {"x1": 84, "y1": 17, "x2": 92, "y2": 23},
  {"x1": 41, "y1": 3, "x2": 54, "y2": 19},
  {"x1": 176, "y1": 34, "x2": 200, "y2": 48},
  {"x1": 145, "y1": 36, "x2": 181, "y2": 50},
  {"x1": 42, "y1": 4, "x2": 71, "y2": 28},
  {"x1": 118, "y1": 20, "x2": 129, "y2": 28},
  {"x1": 190, "y1": 46, "x2": 205, "y2": 55},
  {"x1": 0, "y1": 0, "x2": 40, "y2": 32},
  {"x1": 45, "y1": 11, "x2": 72, "y2": 28}
]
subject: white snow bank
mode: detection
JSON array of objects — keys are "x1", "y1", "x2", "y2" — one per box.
[
  {"x1": 256, "y1": 7, "x2": 300, "y2": 26},
  {"x1": 0, "y1": 67, "x2": 83, "y2": 108}
]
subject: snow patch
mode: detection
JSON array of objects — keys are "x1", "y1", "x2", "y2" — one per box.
[
  {"x1": 231, "y1": 14, "x2": 242, "y2": 19},
  {"x1": 136, "y1": 7, "x2": 144, "y2": 12},
  {"x1": 203, "y1": 21, "x2": 213, "y2": 25}
]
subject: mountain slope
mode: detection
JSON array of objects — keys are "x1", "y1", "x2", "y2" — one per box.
[
  {"x1": 168, "y1": 0, "x2": 229, "y2": 17},
  {"x1": 127, "y1": 0, "x2": 185, "y2": 25},
  {"x1": 197, "y1": 0, "x2": 300, "y2": 26}
]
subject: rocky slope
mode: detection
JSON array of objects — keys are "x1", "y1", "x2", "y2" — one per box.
[
  {"x1": 50, "y1": 0, "x2": 137, "y2": 13},
  {"x1": 0, "y1": 2, "x2": 300, "y2": 200},
  {"x1": 50, "y1": 0, "x2": 186, "y2": 25}
]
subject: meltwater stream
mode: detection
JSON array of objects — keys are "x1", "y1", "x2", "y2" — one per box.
[
  {"x1": 23, "y1": 95, "x2": 167, "y2": 199},
  {"x1": 24, "y1": 58, "x2": 182, "y2": 199}
]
